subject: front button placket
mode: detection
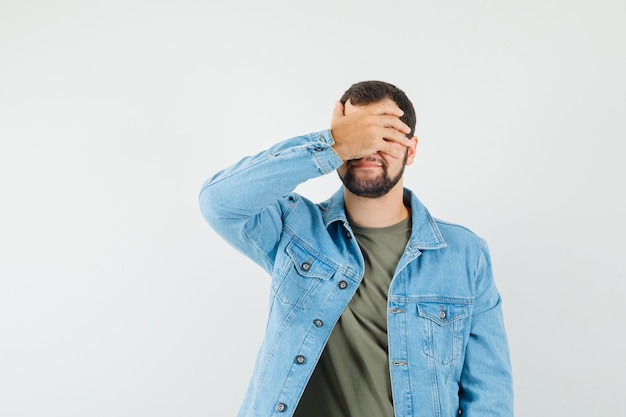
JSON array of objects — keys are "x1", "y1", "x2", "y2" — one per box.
[{"x1": 388, "y1": 300, "x2": 412, "y2": 417}]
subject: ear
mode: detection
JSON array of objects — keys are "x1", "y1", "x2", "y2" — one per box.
[{"x1": 405, "y1": 136, "x2": 419, "y2": 166}]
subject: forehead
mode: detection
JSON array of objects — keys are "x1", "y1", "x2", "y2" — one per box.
[{"x1": 344, "y1": 97, "x2": 397, "y2": 115}]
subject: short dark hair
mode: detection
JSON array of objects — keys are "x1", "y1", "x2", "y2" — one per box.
[{"x1": 340, "y1": 80, "x2": 416, "y2": 138}]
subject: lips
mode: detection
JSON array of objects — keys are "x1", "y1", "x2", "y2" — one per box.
[
  {"x1": 351, "y1": 163, "x2": 382, "y2": 169},
  {"x1": 349, "y1": 158, "x2": 385, "y2": 169}
]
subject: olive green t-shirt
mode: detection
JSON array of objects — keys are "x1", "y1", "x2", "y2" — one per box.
[{"x1": 294, "y1": 216, "x2": 411, "y2": 417}]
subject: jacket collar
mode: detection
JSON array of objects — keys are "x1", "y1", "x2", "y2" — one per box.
[{"x1": 322, "y1": 187, "x2": 447, "y2": 251}]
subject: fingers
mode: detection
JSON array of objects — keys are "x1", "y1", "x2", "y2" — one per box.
[
  {"x1": 378, "y1": 140, "x2": 407, "y2": 160},
  {"x1": 336, "y1": 100, "x2": 410, "y2": 135},
  {"x1": 380, "y1": 114, "x2": 411, "y2": 137},
  {"x1": 329, "y1": 99, "x2": 413, "y2": 161},
  {"x1": 368, "y1": 100, "x2": 404, "y2": 118},
  {"x1": 360, "y1": 102, "x2": 411, "y2": 136}
]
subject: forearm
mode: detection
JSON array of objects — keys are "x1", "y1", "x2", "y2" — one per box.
[
  {"x1": 200, "y1": 130, "x2": 340, "y2": 220},
  {"x1": 198, "y1": 130, "x2": 343, "y2": 267}
]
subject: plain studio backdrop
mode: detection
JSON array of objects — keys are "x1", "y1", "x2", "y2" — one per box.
[{"x1": 1, "y1": 1, "x2": 625, "y2": 416}]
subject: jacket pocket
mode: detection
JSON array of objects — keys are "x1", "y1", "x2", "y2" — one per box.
[
  {"x1": 271, "y1": 241, "x2": 335, "y2": 309},
  {"x1": 417, "y1": 300, "x2": 470, "y2": 365}
]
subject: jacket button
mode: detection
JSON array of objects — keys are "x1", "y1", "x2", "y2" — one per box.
[
  {"x1": 313, "y1": 319, "x2": 324, "y2": 327},
  {"x1": 439, "y1": 310, "x2": 447, "y2": 320},
  {"x1": 314, "y1": 146, "x2": 324, "y2": 152},
  {"x1": 301, "y1": 262, "x2": 311, "y2": 271},
  {"x1": 338, "y1": 280, "x2": 348, "y2": 289},
  {"x1": 276, "y1": 402, "x2": 287, "y2": 412},
  {"x1": 346, "y1": 230, "x2": 352, "y2": 239},
  {"x1": 295, "y1": 355, "x2": 306, "y2": 364}
]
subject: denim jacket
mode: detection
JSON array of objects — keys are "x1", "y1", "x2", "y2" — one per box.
[{"x1": 199, "y1": 130, "x2": 513, "y2": 417}]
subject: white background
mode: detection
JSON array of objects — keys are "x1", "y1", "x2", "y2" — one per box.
[{"x1": 1, "y1": 1, "x2": 625, "y2": 416}]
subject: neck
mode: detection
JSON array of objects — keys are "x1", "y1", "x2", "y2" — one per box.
[{"x1": 344, "y1": 183, "x2": 409, "y2": 228}]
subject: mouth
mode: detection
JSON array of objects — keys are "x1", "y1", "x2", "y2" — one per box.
[
  {"x1": 349, "y1": 158, "x2": 385, "y2": 169},
  {"x1": 351, "y1": 163, "x2": 382, "y2": 169}
]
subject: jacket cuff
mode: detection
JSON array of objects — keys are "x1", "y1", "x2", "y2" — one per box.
[{"x1": 308, "y1": 130, "x2": 344, "y2": 174}]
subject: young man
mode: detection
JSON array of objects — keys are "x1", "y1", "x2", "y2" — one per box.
[{"x1": 199, "y1": 81, "x2": 513, "y2": 417}]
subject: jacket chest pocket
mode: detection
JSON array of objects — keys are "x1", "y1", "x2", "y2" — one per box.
[
  {"x1": 271, "y1": 241, "x2": 335, "y2": 310},
  {"x1": 417, "y1": 301, "x2": 469, "y2": 365}
]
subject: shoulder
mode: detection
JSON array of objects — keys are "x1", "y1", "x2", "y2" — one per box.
[{"x1": 433, "y1": 217, "x2": 488, "y2": 252}]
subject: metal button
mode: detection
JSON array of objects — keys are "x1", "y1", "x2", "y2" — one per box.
[
  {"x1": 439, "y1": 310, "x2": 447, "y2": 320},
  {"x1": 338, "y1": 280, "x2": 348, "y2": 289},
  {"x1": 295, "y1": 355, "x2": 306, "y2": 364},
  {"x1": 314, "y1": 146, "x2": 324, "y2": 152},
  {"x1": 346, "y1": 230, "x2": 352, "y2": 239},
  {"x1": 276, "y1": 402, "x2": 287, "y2": 412},
  {"x1": 313, "y1": 319, "x2": 324, "y2": 327},
  {"x1": 301, "y1": 262, "x2": 311, "y2": 271}
]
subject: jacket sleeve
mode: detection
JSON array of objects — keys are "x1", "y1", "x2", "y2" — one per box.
[
  {"x1": 198, "y1": 130, "x2": 343, "y2": 273},
  {"x1": 459, "y1": 239, "x2": 514, "y2": 417}
]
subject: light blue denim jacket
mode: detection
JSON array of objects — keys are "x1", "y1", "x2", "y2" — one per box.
[{"x1": 199, "y1": 130, "x2": 513, "y2": 417}]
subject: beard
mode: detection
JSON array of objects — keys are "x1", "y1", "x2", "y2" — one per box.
[{"x1": 338, "y1": 152, "x2": 408, "y2": 198}]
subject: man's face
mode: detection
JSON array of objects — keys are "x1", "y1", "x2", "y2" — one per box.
[{"x1": 337, "y1": 98, "x2": 411, "y2": 199}]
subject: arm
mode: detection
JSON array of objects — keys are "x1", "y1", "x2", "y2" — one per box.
[
  {"x1": 459, "y1": 239, "x2": 514, "y2": 416},
  {"x1": 199, "y1": 130, "x2": 342, "y2": 272},
  {"x1": 198, "y1": 101, "x2": 412, "y2": 271}
]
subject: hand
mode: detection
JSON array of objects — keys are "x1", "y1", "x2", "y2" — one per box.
[{"x1": 330, "y1": 100, "x2": 412, "y2": 161}]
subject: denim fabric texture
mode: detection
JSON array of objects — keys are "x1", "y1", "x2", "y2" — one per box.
[{"x1": 199, "y1": 130, "x2": 513, "y2": 417}]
